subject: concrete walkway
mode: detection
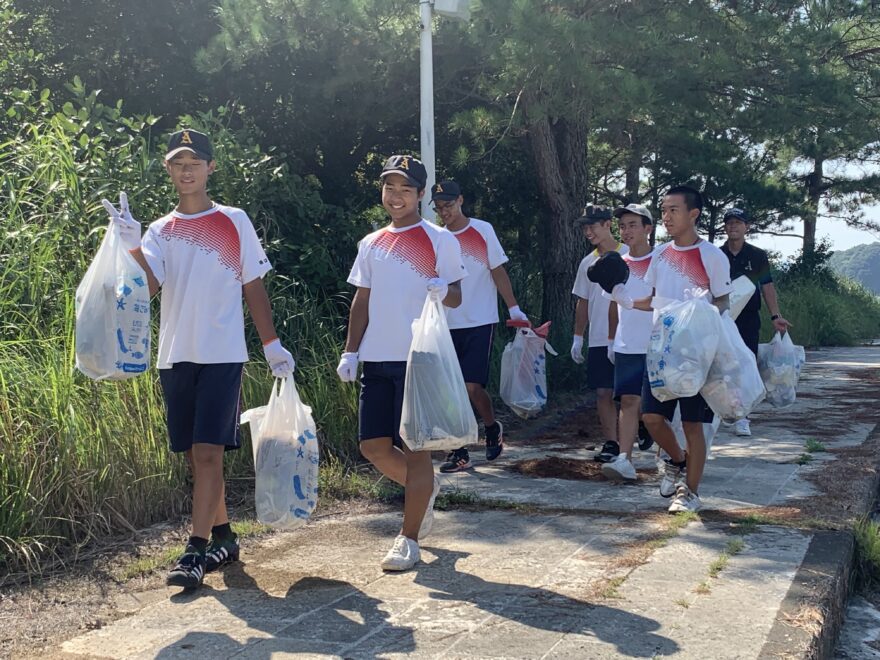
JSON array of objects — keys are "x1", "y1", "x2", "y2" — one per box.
[{"x1": 58, "y1": 347, "x2": 880, "y2": 659}]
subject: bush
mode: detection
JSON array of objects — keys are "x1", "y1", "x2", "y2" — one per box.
[{"x1": 0, "y1": 84, "x2": 358, "y2": 573}]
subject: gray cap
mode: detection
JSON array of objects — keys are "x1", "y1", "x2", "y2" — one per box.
[{"x1": 613, "y1": 203, "x2": 653, "y2": 223}]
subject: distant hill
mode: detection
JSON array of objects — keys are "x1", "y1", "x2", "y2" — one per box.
[{"x1": 828, "y1": 242, "x2": 880, "y2": 294}]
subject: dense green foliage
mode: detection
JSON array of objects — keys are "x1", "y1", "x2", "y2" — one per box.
[
  {"x1": 829, "y1": 242, "x2": 880, "y2": 295},
  {"x1": 2, "y1": 0, "x2": 880, "y2": 573}
]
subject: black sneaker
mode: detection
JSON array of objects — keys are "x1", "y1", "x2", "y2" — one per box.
[
  {"x1": 439, "y1": 447, "x2": 471, "y2": 473},
  {"x1": 485, "y1": 421, "x2": 504, "y2": 461},
  {"x1": 594, "y1": 440, "x2": 620, "y2": 463},
  {"x1": 637, "y1": 422, "x2": 654, "y2": 451},
  {"x1": 205, "y1": 534, "x2": 240, "y2": 573},
  {"x1": 166, "y1": 551, "x2": 207, "y2": 589}
]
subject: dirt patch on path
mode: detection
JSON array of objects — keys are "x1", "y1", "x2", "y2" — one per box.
[{"x1": 510, "y1": 456, "x2": 657, "y2": 482}]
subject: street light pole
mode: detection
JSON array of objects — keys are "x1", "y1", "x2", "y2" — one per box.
[{"x1": 419, "y1": 0, "x2": 436, "y2": 222}]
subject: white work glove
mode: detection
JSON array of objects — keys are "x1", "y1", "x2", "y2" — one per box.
[
  {"x1": 570, "y1": 335, "x2": 585, "y2": 364},
  {"x1": 101, "y1": 191, "x2": 141, "y2": 251},
  {"x1": 336, "y1": 351, "x2": 359, "y2": 382},
  {"x1": 607, "y1": 344, "x2": 615, "y2": 365},
  {"x1": 508, "y1": 305, "x2": 529, "y2": 322},
  {"x1": 427, "y1": 277, "x2": 448, "y2": 303},
  {"x1": 263, "y1": 339, "x2": 295, "y2": 378},
  {"x1": 610, "y1": 283, "x2": 634, "y2": 310}
]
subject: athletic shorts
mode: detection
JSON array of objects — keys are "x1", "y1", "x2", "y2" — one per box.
[
  {"x1": 450, "y1": 323, "x2": 494, "y2": 386},
  {"x1": 158, "y1": 362, "x2": 243, "y2": 453},
  {"x1": 359, "y1": 361, "x2": 407, "y2": 448},
  {"x1": 613, "y1": 352, "x2": 647, "y2": 400},
  {"x1": 640, "y1": 370, "x2": 714, "y2": 423},
  {"x1": 735, "y1": 313, "x2": 760, "y2": 356},
  {"x1": 587, "y1": 345, "x2": 615, "y2": 390}
]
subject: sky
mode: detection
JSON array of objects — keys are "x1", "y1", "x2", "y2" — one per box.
[{"x1": 749, "y1": 205, "x2": 880, "y2": 260}]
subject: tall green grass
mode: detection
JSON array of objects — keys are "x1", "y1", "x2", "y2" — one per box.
[
  {"x1": 760, "y1": 273, "x2": 880, "y2": 346},
  {"x1": 0, "y1": 91, "x2": 358, "y2": 574}
]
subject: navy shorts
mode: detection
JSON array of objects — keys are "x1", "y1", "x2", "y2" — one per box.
[
  {"x1": 450, "y1": 324, "x2": 494, "y2": 386},
  {"x1": 613, "y1": 352, "x2": 647, "y2": 400},
  {"x1": 587, "y1": 345, "x2": 615, "y2": 390},
  {"x1": 736, "y1": 313, "x2": 760, "y2": 356},
  {"x1": 640, "y1": 370, "x2": 714, "y2": 423},
  {"x1": 359, "y1": 361, "x2": 406, "y2": 448},
  {"x1": 158, "y1": 362, "x2": 243, "y2": 453}
]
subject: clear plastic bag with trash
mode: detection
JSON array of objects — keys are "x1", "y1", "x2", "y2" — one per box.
[
  {"x1": 700, "y1": 312, "x2": 766, "y2": 422},
  {"x1": 75, "y1": 221, "x2": 150, "y2": 380},
  {"x1": 647, "y1": 292, "x2": 722, "y2": 401},
  {"x1": 399, "y1": 296, "x2": 479, "y2": 452},
  {"x1": 757, "y1": 332, "x2": 805, "y2": 408},
  {"x1": 240, "y1": 376, "x2": 320, "y2": 530},
  {"x1": 500, "y1": 321, "x2": 557, "y2": 419}
]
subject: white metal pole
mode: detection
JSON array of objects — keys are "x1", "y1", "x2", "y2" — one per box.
[{"x1": 419, "y1": 0, "x2": 436, "y2": 222}]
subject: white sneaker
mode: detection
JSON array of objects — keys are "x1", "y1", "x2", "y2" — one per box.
[
  {"x1": 734, "y1": 419, "x2": 751, "y2": 436},
  {"x1": 601, "y1": 454, "x2": 637, "y2": 482},
  {"x1": 381, "y1": 535, "x2": 420, "y2": 571},
  {"x1": 659, "y1": 458, "x2": 686, "y2": 498},
  {"x1": 668, "y1": 484, "x2": 703, "y2": 513},
  {"x1": 418, "y1": 475, "x2": 441, "y2": 538}
]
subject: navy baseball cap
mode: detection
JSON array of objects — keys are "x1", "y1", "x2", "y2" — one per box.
[
  {"x1": 380, "y1": 155, "x2": 427, "y2": 189},
  {"x1": 574, "y1": 204, "x2": 613, "y2": 226},
  {"x1": 165, "y1": 128, "x2": 213, "y2": 162},
  {"x1": 723, "y1": 207, "x2": 750, "y2": 223},
  {"x1": 431, "y1": 180, "x2": 462, "y2": 202}
]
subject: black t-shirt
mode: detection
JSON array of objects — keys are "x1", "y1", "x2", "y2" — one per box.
[{"x1": 721, "y1": 241, "x2": 773, "y2": 317}]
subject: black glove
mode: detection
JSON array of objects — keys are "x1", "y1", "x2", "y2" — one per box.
[{"x1": 587, "y1": 250, "x2": 630, "y2": 294}]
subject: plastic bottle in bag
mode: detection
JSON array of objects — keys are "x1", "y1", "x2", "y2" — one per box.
[
  {"x1": 399, "y1": 296, "x2": 478, "y2": 452},
  {"x1": 75, "y1": 222, "x2": 150, "y2": 380},
  {"x1": 647, "y1": 294, "x2": 721, "y2": 401},
  {"x1": 700, "y1": 312, "x2": 766, "y2": 422},
  {"x1": 240, "y1": 377, "x2": 320, "y2": 530},
  {"x1": 757, "y1": 332, "x2": 805, "y2": 408},
  {"x1": 500, "y1": 321, "x2": 556, "y2": 419}
]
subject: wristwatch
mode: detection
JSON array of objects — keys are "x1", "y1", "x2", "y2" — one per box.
[{"x1": 770, "y1": 314, "x2": 780, "y2": 321}]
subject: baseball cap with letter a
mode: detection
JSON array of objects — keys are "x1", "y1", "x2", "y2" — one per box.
[
  {"x1": 380, "y1": 154, "x2": 428, "y2": 190},
  {"x1": 165, "y1": 128, "x2": 214, "y2": 162}
]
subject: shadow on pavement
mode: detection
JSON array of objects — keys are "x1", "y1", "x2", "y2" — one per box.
[
  {"x1": 408, "y1": 547, "x2": 679, "y2": 658},
  {"x1": 153, "y1": 566, "x2": 416, "y2": 659}
]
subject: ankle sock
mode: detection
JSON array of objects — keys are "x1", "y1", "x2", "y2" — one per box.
[
  {"x1": 187, "y1": 536, "x2": 209, "y2": 555},
  {"x1": 211, "y1": 522, "x2": 234, "y2": 541}
]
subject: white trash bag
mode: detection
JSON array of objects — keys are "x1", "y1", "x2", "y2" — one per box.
[
  {"x1": 666, "y1": 406, "x2": 721, "y2": 458},
  {"x1": 240, "y1": 376, "x2": 320, "y2": 530},
  {"x1": 647, "y1": 293, "x2": 722, "y2": 401},
  {"x1": 500, "y1": 321, "x2": 557, "y2": 419},
  {"x1": 400, "y1": 296, "x2": 478, "y2": 452},
  {"x1": 757, "y1": 332, "x2": 805, "y2": 408},
  {"x1": 75, "y1": 221, "x2": 150, "y2": 379},
  {"x1": 700, "y1": 312, "x2": 766, "y2": 422}
]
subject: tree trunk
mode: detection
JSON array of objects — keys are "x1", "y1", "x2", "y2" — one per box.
[
  {"x1": 624, "y1": 149, "x2": 641, "y2": 203},
  {"x1": 525, "y1": 99, "x2": 588, "y2": 351},
  {"x1": 803, "y1": 156, "x2": 824, "y2": 255}
]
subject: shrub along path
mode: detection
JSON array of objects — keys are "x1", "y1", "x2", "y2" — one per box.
[{"x1": 43, "y1": 347, "x2": 880, "y2": 658}]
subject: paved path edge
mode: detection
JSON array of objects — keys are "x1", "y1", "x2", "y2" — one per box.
[{"x1": 760, "y1": 424, "x2": 880, "y2": 659}]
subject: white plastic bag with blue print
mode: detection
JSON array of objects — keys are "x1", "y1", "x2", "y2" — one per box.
[
  {"x1": 500, "y1": 321, "x2": 557, "y2": 419},
  {"x1": 75, "y1": 221, "x2": 150, "y2": 380},
  {"x1": 241, "y1": 376, "x2": 320, "y2": 530},
  {"x1": 647, "y1": 292, "x2": 721, "y2": 401}
]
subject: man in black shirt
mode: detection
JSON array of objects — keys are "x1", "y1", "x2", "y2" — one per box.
[{"x1": 721, "y1": 207, "x2": 792, "y2": 436}]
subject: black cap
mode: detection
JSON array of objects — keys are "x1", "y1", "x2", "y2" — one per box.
[
  {"x1": 380, "y1": 155, "x2": 427, "y2": 189},
  {"x1": 431, "y1": 180, "x2": 462, "y2": 202},
  {"x1": 574, "y1": 204, "x2": 613, "y2": 226},
  {"x1": 723, "y1": 207, "x2": 750, "y2": 223},
  {"x1": 587, "y1": 250, "x2": 630, "y2": 294},
  {"x1": 165, "y1": 129, "x2": 213, "y2": 162}
]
